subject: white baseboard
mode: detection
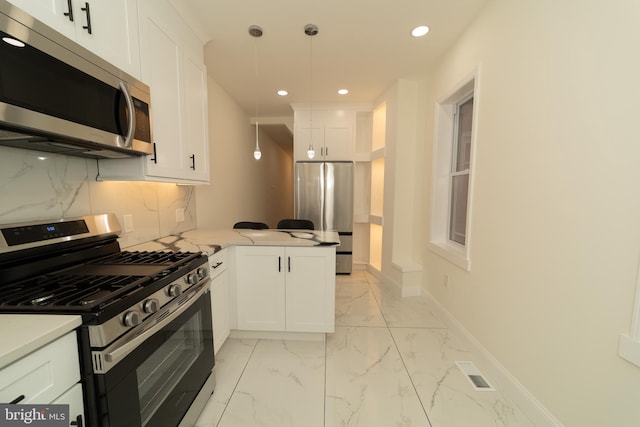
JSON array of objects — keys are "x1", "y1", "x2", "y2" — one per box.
[
  {"x1": 423, "y1": 290, "x2": 564, "y2": 427},
  {"x1": 229, "y1": 329, "x2": 326, "y2": 342},
  {"x1": 366, "y1": 264, "x2": 423, "y2": 297}
]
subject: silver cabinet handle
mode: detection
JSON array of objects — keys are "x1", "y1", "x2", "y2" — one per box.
[{"x1": 118, "y1": 81, "x2": 136, "y2": 148}]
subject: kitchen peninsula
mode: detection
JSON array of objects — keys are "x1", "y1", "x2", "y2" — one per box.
[
  {"x1": 129, "y1": 228, "x2": 340, "y2": 255},
  {"x1": 130, "y1": 229, "x2": 340, "y2": 351}
]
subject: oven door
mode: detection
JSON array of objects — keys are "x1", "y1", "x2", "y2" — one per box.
[{"x1": 92, "y1": 281, "x2": 214, "y2": 427}]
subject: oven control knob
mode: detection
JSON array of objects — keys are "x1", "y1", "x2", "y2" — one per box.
[
  {"x1": 196, "y1": 267, "x2": 208, "y2": 280},
  {"x1": 123, "y1": 310, "x2": 141, "y2": 327},
  {"x1": 143, "y1": 298, "x2": 160, "y2": 314},
  {"x1": 186, "y1": 272, "x2": 198, "y2": 285},
  {"x1": 167, "y1": 284, "x2": 182, "y2": 297}
]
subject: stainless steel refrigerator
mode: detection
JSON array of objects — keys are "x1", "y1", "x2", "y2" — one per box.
[{"x1": 295, "y1": 161, "x2": 354, "y2": 274}]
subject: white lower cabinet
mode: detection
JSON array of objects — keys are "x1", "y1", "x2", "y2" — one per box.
[
  {"x1": 0, "y1": 330, "x2": 84, "y2": 424},
  {"x1": 209, "y1": 249, "x2": 230, "y2": 354},
  {"x1": 52, "y1": 383, "x2": 85, "y2": 426},
  {"x1": 234, "y1": 246, "x2": 336, "y2": 333}
]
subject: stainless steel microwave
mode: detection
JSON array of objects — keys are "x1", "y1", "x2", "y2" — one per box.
[{"x1": 0, "y1": 2, "x2": 153, "y2": 159}]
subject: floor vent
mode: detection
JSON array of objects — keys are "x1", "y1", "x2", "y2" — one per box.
[{"x1": 455, "y1": 361, "x2": 495, "y2": 391}]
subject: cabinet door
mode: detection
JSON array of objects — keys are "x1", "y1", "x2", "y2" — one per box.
[
  {"x1": 235, "y1": 247, "x2": 285, "y2": 331},
  {"x1": 51, "y1": 383, "x2": 84, "y2": 427},
  {"x1": 285, "y1": 247, "x2": 336, "y2": 332},
  {"x1": 139, "y1": 4, "x2": 185, "y2": 179},
  {"x1": 183, "y1": 55, "x2": 209, "y2": 182},
  {"x1": 211, "y1": 269, "x2": 230, "y2": 355},
  {"x1": 0, "y1": 332, "x2": 79, "y2": 405},
  {"x1": 73, "y1": 0, "x2": 141, "y2": 78},
  {"x1": 6, "y1": 0, "x2": 76, "y2": 39},
  {"x1": 323, "y1": 123, "x2": 353, "y2": 160},
  {"x1": 7, "y1": 0, "x2": 141, "y2": 79}
]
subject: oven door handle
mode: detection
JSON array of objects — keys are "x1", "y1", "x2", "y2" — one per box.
[{"x1": 92, "y1": 280, "x2": 210, "y2": 374}]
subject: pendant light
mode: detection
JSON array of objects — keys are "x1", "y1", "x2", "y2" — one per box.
[
  {"x1": 249, "y1": 25, "x2": 263, "y2": 160},
  {"x1": 305, "y1": 24, "x2": 318, "y2": 159}
]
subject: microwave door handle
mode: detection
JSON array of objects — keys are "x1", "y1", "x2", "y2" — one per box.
[{"x1": 119, "y1": 81, "x2": 136, "y2": 148}]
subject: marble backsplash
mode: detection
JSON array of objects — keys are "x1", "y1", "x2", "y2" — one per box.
[{"x1": 0, "y1": 146, "x2": 197, "y2": 248}]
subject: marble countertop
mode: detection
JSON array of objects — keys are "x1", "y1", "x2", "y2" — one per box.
[
  {"x1": 127, "y1": 228, "x2": 340, "y2": 256},
  {"x1": 0, "y1": 315, "x2": 82, "y2": 368}
]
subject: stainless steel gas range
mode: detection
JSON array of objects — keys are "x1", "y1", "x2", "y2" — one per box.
[{"x1": 0, "y1": 213, "x2": 215, "y2": 427}]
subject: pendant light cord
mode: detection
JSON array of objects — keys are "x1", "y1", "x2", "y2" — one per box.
[
  {"x1": 305, "y1": 24, "x2": 318, "y2": 158},
  {"x1": 249, "y1": 25, "x2": 263, "y2": 159},
  {"x1": 309, "y1": 29, "x2": 313, "y2": 131},
  {"x1": 254, "y1": 35, "x2": 259, "y2": 129}
]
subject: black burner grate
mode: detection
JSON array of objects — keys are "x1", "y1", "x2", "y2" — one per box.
[
  {"x1": 94, "y1": 251, "x2": 199, "y2": 266},
  {"x1": 0, "y1": 273, "x2": 151, "y2": 309},
  {"x1": 0, "y1": 250, "x2": 203, "y2": 314}
]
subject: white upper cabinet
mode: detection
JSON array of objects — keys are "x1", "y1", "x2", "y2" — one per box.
[
  {"x1": 97, "y1": 0, "x2": 210, "y2": 184},
  {"x1": 6, "y1": 0, "x2": 77, "y2": 39},
  {"x1": 293, "y1": 107, "x2": 361, "y2": 161},
  {"x1": 7, "y1": 0, "x2": 141, "y2": 78},
  {"x1": 182, "y1": 55, "x2": 209, "y2": 181}
]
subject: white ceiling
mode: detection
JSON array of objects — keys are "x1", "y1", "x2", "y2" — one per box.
[{"x1": 169, "y1": 0, "x2": 489, "y2": 118}]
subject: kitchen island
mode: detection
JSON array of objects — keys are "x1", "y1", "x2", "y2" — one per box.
[{"x1": 129, "y1": 229, "x2": 340, "y2": 350}]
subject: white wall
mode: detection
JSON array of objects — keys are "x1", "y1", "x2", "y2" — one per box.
[
  {"x1": 374, "y1": 80, "x2": 426, "y2": 292},
  {"x1": 417, "y1": 0, "x2": 640, "y2": 425},
  {"x1": 196, "y1": 76, "x2": 293, "y2": 229}
]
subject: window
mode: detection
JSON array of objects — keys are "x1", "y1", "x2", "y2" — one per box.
[
  {"x1": 429, "y1": 72, "x2": 478, "y2": 270},
  {"x1": 449, "y1": 95, "x2": 473, "y2": 245}
]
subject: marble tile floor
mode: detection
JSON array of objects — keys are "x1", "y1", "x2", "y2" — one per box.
[{"x1": 195, "y1": 270, "x2": 536, "y2": 427}]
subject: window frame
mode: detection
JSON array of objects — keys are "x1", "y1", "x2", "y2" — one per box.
[
  {"x1": 429, "y1": 70, "x2": 479, "y2": 271},
  {"x1": 619, "y1": 257, "x2": 640, "y2": 367},
  {"x1": 448, "y1": 92, "x2": 473, "y2": 246}
]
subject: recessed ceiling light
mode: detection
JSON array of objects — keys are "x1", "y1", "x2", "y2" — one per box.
[
  {"x1": 2, "y1": 36, "x2": 25, "y2": 47},
  {"x1": 277, "y1": 90, "x2": 288, "y2": 96},
  {"x1": 411, "y1": 25, "x2": 430, "y2": 38},
  {"x1": 337, "y1": 89, "x2": 349, "y2": 95}
]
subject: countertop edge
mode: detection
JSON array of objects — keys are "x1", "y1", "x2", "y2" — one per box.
[
  {"x1": 125, "y1": 229, "x2": 341, "y2": 256},
  {"x1": 0, "y1": 315, "x2": 82, "y2": 368}
]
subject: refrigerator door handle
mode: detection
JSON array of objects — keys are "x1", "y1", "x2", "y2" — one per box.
[
  {"x1": 323, "y1": 162, "x2": 332, "y2": 230},
  {"x1": 320, "y1": 163, "x2": 326, "y2": 230}
]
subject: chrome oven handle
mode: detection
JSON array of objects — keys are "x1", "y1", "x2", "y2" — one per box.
[
  {"x1": 93, "y1": 280, "x2": 210, "y2": 373},
  {"x1": 118, "y1": 81, "x2": 136, "y2": 148}
]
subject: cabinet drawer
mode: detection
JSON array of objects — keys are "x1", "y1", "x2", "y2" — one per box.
[
  {"x1": 209, "y1": 250, "x2": 228, "y2": 279},
  {"x1": 0, "y1": 331, "x2": 80, "y2": 404}
]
